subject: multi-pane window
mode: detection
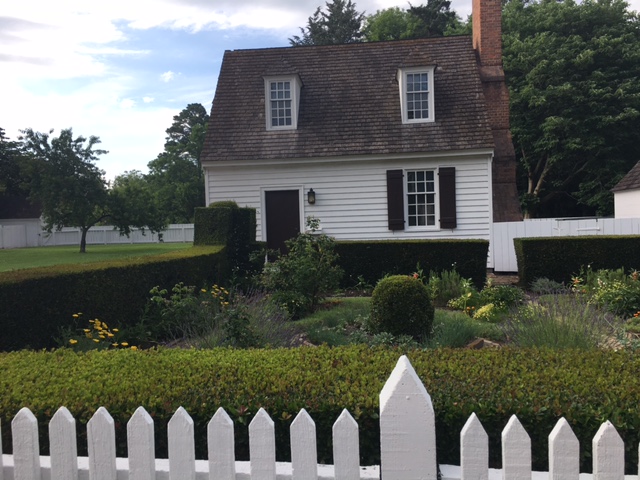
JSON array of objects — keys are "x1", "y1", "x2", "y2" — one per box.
[
  {"x1": 399, "y1": 67, "x2": 434, "y2": 124},
  {"x1": 406, "y1": 170, "x2": 436, "y2": 227},
  {"x1": 406, "y1": 72, "x2": 430, "y2": 120},
  {"x1": 270, "y1": 81, "x2": 292, "y2": 127}
]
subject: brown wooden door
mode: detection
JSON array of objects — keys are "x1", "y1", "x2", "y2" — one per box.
[{"x1": 265, "y1": 190, "x2": 300, "y2": 253}]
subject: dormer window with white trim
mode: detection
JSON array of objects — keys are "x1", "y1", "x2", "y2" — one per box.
[
  {"x1": 265, "y1": 76, "x2": 301, "y2": 131},
  {"x1": 398, "y1": 67, "x2": 435, "y2": 124}
]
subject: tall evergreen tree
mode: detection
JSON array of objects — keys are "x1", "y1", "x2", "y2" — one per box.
[{"x1": 290, "y1": 0, "x2": 366, "y2": 46}]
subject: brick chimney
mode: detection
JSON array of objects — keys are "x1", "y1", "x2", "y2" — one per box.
[{"x1": 473, "y1": 0, "x2": 522, "y2": 222}]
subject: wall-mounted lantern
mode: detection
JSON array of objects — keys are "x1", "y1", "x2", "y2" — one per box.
[{"x1": 307, "y1": 188, "x2": 316, "y2": 204}]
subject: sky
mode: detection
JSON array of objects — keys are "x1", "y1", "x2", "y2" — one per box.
[{"x1": 2, "y1": 0, "x2": 639, "y2": 181}]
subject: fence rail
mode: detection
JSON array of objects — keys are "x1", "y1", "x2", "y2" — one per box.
[{"x1": 2, "y1": 356, "x2": 636, "y2": 480}]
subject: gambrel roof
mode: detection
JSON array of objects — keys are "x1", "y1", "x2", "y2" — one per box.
[
  {"x1": 202, "y1": 36, "x2": 495, "y2": 164},
  {"x1": 612, "y1": 161, "x2": 640, "y2": 192}
]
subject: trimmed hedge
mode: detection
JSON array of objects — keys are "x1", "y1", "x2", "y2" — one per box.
[
  {"x1": 1, "y1": 346, "x2": 639, "y2": 473},
  {"x1": 515, "y1": 236, "x2": 640, "y2": 286},
  {"x1": 335, "y1": 240, "x2": 489, "y2": 289},
  {"x1": 0, "y1": 246, "x2": 226, "y2": 351},
  {"x1": 193, "y1": 205, "x2": 260, "y2": 274}
]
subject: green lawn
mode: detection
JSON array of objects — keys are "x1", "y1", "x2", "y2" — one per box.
[{"x1": 0, "y1": 243, "x2": 192, "y2": 273}]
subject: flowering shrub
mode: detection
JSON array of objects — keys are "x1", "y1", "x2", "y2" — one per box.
[
  {"x1": 62, "y1": 313, "x2": 137, "y2": 351},
  {"x1": 571, "y1": 267, "x2": 640, "y2": 318}
]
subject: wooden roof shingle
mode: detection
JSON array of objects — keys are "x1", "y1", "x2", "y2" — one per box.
[
  {"x1": 612, "y1": 161, "x2": 640, "y2": 193},
  {"x1": 202, "y1": 37, "x2": 494, "y2": 163}
]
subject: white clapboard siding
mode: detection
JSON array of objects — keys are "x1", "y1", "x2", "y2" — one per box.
[
  {"x1": 2, "y1": 355, "x2": 639, "y2": 480},
  {"x1": 205, "y1": 154, "x2": 492, "y2": 243}
]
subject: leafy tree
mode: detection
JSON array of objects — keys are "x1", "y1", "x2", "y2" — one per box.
[
  {"x1": 290, "y1": 0, "x2": 366, "y2": 46},
  {"x1": 407, "y1": 0, "x2": 462, "y2": 38},
  {"x1": 363, "y1": 2, "x2": 465, "y2": 42},
  {"x1": 21, "y1": 128, "x2": 164, "y2": 253},
  {"x1": 147, "y1": 103, "x2": 208, "y2": 223},
  {"x1": 364, "y1": 7, "x2": 422, "y2": 41},
  {"x1": 503, "y1": 0, "x2": 640, "y2": 217},
  {"x1": 109, "y1": 171, "x2": 165, "y2": 237},
  {"x1": 0, "y1": 128, "x2": 31, "y2": 196}
]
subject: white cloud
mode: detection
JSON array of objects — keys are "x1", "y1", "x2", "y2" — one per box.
[
  {"x1": 119, "y1": 98, "x2": 136, "y2": 109},
  {"x1": 143, "y1": 96, "x2": 155, "y2": 103},
  {"x1": 160, "y1": 71, "x2": 176, "y2": 83}
]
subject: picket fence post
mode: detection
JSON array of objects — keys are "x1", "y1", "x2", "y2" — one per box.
[
  {"x1": 291, "y1": 409, "x2": 318, "y2": 480},
  {"x1": 50, "y1": 407, "x2": 78, "y2": 480},
  {"x1": 549, "y1": 417, "x2": 579, "y2": 480},
  {"x1": 249, "y1": 408, "x2": 276, "y2": 480},
  {"x1": 332, "y1": 409, "x2": 360, "y2": 480},
  {"x1": 380, "y1": 355, "x2": 437, "y2": 480},
  {"x1": 87, "y1": 406, "x2": 116, "y2": 480},
  {"x1": 168, "y1": 406, "x2": 195, "y2": 480},
  {"x1": 208, "y1": 407, "x2": 236, "y2": 480},
  {"x1": 593, "y1": 421, "x2": 624, "y2": 480},
  {"x1": 127, "y1": 406, "x2": 155, "y2": 480},
  {"x1": 12, "y1": 408, "x2": 40, "y2": 480},
  {"x1": 460, "y1": 412, "x2": 488, "y2": 480}
]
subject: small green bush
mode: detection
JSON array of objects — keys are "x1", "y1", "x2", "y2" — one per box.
[
  {"x1": 261, "y1": 218, "x2": 343, "y2": 319},
  {"x1": 427, "y1": 269, "x2": 475, "y2": 307},
  {"x1": 480, "y1": 285, "x2": 525, "y2": 310},
  {"x1": 370, "y1": 275, "x2": 434, "y2": 341}
]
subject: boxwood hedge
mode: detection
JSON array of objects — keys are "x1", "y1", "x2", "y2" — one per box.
[
  {"x1": 0, "y1": 246, "x2": 226, "y2": 351},
  {"x1": 1, "y1": 346, "x2": 639, "y2": 473}
]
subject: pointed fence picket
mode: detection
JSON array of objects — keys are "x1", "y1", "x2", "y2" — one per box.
[{"x1": 1, "y1": 355, "x2": 638, "y2": 480}]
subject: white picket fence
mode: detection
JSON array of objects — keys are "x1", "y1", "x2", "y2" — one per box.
[
  {"x1": 491, "y1": 217, "x2": 640, "y2": 272},
  {"x1": 2, "y1": 356, "x2": 637, "y2": 480}
]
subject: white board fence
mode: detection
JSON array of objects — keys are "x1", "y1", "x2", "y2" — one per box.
[
  {"x1": 491, "y1": 217, "x2": 640, "y2": 272},
  {"x1": 0, "y1": 223, "x2": 194, "y2": 249},
  {"x1": 2, "y1": 355, "x2": 637, "y2": 480}
]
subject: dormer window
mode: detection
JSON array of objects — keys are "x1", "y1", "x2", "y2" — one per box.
[
  {"x1": 265, "y1": 76, "x2": 301, "y2": 131},
  {"x1": 398, "y1": 67, "x2": 435, "y2": 124}
]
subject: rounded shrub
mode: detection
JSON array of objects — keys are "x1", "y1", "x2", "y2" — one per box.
[{"x1": 370, "y1": 275, "x2": 434, "y2": 341}]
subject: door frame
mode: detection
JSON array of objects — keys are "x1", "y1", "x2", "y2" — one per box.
[{"x1": 260, "y1": 186, "x2": 306, "y2": 243}]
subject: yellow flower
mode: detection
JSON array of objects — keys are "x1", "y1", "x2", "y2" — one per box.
[
  {"x1": 72, "y1": 314, "x2": 79, "y2": 318},
  {"x1": 112, "y1": 343, "x2": 119, "y2": 347},
  {"x1": 130, "y1": 346, "x2": 138, "y2": 351},
  {"x1": 201, "y1": 288, "x2": 207, "y2": 293},
  {"x1": 121, "y1": 342, "x2": 129, "y2": 347},
  {"x1": 112, "y1": 328, "x2": 119, "y2": 332},
  {"x1": 83, "y1": 329, "x2": 90, "y2": 333},
  {"x1": 107, "y1": 333, "x2": 114, "y2": 338},
  {"x1": 89, "y1": 319, "x2": 95, "y2": 323},
  {"x1": 69, "y1": 339, "x2": 78, "y2": 345},
  {"x1": 93, "y1": 339, "x2": 100, "y2": 343}
]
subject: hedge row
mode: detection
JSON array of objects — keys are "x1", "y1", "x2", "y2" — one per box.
[
  {"x1": 335, "y1": 240, "x2": 489, "y2": 290},
  {"x1": 515, "y1": 236, "x2": 640, "y2": 286},
  {"x1": 0, "y1": 246, "x2": 226, "y2": 351},
  {"x1": 1, "y1": 346, "x2": 639, "y2": 473}
]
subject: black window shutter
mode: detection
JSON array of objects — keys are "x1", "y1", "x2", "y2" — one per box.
[
  {"x1": 439, "y1": 167, "x2": 457, "y2": 229},
  {"x1": 387, "y1": 169, "x2": 405, "y2": 230}
]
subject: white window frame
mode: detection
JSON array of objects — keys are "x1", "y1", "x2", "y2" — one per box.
[
  {"x1": 264, "y1": 76, "x2": 301, "y2": 131},
  {"x1": 404, "y1": 168, "x2": 439, "y2": 229},
  {"x1": 398, "y1": 67, "x2": 435, "y2": 124}
]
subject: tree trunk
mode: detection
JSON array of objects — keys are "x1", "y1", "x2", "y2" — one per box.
[{"x1": 80, "y1": 227, "x2": 89, "y2": 253}]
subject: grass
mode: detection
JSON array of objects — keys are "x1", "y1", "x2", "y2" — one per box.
[{"x1": 0, "y1": 243, "x2": 192, "y2": 273}]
